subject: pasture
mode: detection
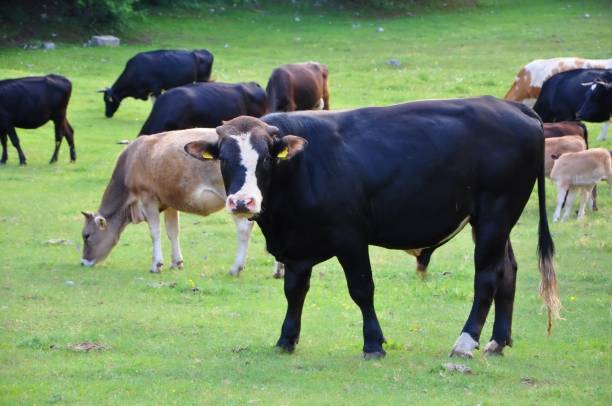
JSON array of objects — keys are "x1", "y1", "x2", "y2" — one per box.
[{"x1": 1, "y1": 0, "x2": 611, "y2": 404}]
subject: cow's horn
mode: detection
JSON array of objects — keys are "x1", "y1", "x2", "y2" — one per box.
[{"x1": 580, "y1": 81, "x2": 594, "y2": 86}]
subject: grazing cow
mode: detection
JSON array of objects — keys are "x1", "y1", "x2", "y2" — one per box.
[
  {"x1": 101, "y1": 49, "x2": 214, "y2": 118},
  {"x1": 139, "y1": 82, "x2": 267, "y2": 136},
  {"x1": 544, "y1": 136, "x2": 586, "y2": 176},
  {"x1": 183, "y1": 97, "x2": 560, "y2": 359},
  {"x1": 577, "y1": 78, "x2": 612, "y2": 141},
  {"x1": 504, "y1": 57, "x2": 612, "y2": 106},
  {"x1": 550, "y1": 148, "x2": 612, "y2": 222},
  {"x1": 533, "y1": 68, "x2": 612, "y2": 140},
  {"x1": 266, "y1": 62, "x2": 329, "y2": 112},
  {"x1": 80, "y1": 128, "x2": 254, "y2": 275},
  {"x1": 0, "y1": 74, "x2": 75, "y2": 165}
]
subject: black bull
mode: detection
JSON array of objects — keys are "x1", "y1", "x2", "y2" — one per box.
[{"x1": 184, "y1": 96, "x2": 560, "y2": 358}]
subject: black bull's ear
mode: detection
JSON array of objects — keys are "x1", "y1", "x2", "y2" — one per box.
[
  {"x1": 272, "y1": 135, "x2": 308, "y2": 160},
  {"x1": 184, "y1": 141, "x2": 219, "y2": 161}
]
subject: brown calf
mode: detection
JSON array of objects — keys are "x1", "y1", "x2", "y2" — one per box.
[
  {"x1": 544, "y1": 135, "x2": 586, "y2": 176},
  {"x1": 551, "y1": 148, "x2": 612, "y2": 222}
]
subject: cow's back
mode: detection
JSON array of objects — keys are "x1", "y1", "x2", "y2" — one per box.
[
  {"x1": 0, "y1": 75, "x2": 71, "y2": 127},
  {"x1": 262, "y1": 97, "x2": 543, "y2": 253},
  {"x1": 127, "y1": 129, "x2": 226, "y2": 214}
]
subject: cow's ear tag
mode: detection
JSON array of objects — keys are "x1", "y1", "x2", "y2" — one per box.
[
  {"x1": 277, "y1": 147, "x2": 289, "y2": 160},
  {"x1": 201, "y1": 151, "x2": 214, "y2": 160}
]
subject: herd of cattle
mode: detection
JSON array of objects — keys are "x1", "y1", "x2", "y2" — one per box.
[{"x1": 2, "y1": 50, "x2": 611, "y2": 359}]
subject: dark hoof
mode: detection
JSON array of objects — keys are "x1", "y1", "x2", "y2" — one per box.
[
  {"x1": 19, "y1": 161, "x2": 26, "y2": 166},
  {"x1": 275, "y1": 336, "x2": 297, "y2": 353},
  {"x1": 274, "y1": 344, "x2": 295, "y2": 354},
  {"x1": 363, "y1": 350, "x2": 386, "y2": 360}
]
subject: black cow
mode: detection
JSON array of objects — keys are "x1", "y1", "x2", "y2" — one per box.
[
  {"x1": 577, "y1": 76, "x2": 612, "y2": 141},
  {"x1": 139, "y1": 82, "x2": 267, "y2": 136},
  {"x1": 533, "y1": 68, "x2": 612, "y2": 141},
  {"x1": 183, "y1": 97, "x2": 561, "y2": 359},
  {"x1": 101, "y1": 49, "x2": 214, "y2": 118},
  {"x1": 266, "y1": 62, "x2": 329, "y2": 112},
  {"x1": 0, "y1": 74, "x2": 75, "y2": 165}
]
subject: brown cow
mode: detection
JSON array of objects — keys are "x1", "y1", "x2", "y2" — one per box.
[
  {"x1": 504, "y1": 57, "x2": 612, "y2": 106},
  {"x1": 80, "y1": 128, "x2": 255, "y2": 274},
  {"x1": 551, "y1": 148, "x2": 612, "y2": 222},
  {"x1": 544, "y1": 121, "x2": 588, "y2": 144},
  {"x1": 266, "y1": 62, "x2": 329, "y2": 112},
  {"x1": 544, "y1": 135, "x2": 586, "y2": 176}
]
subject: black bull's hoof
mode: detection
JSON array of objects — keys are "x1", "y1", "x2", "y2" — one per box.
[
  {"x1": 275, "y1": 337, "x2": 298, "y2": 353},
  {"x1": 363, "y1": 349, "x2": 386, "y2": 360}
]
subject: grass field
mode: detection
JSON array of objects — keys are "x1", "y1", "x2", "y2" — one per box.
[{"x1": 1, "y1": 0, "x2": 611, "y2": 404}]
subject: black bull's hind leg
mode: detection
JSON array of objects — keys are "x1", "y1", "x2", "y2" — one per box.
[
  {"x1": 451, "y1": 194, "x2": 523, "y2": 358},
  {"x1": 337, "y1": 244, "x2": 386, "y2": 359},
  {"x1": 0, "y1": 132, "x2": 7, "y2": 164}
]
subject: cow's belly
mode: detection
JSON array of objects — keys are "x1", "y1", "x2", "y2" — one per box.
[
  {"x1": 163, "y1": 185, "x2": 226, "y2": 216},
  {"x1": 370, "y1": 211, "x2": 471, "y2": 250}
]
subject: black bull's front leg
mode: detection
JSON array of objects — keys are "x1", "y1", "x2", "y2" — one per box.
[{"x1": 276, "y1": 263, "x2": 313, "y2": 353}]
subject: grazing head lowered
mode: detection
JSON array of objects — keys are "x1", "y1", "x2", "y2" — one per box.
[
  {"x1": 100, "y1": 88, "x2": 121, "y2": 118},
  {"x1": 183, "y1": 116, "x2": 307, "y2": 218},
  {"x1": 80, "y1": 211, "x2": 120, "y2": 267}
]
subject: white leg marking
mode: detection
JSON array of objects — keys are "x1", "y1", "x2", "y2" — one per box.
[
  {"x1": 144, "y1": 203, "x2": 164, "y2": 273},
  {"x1": 273, "y1": 262, "x2": 285, "y2": 279},
  {"x1": 483, "y1": 340, "x2": 504, "y2": 356},
  {"x1": 164, "y1": 209, "x2": 183, "y2": 269},
  {"x1": 81, "y1": 259, "x2": 95, "y2": 267},
  {"x1": 597, "y1": 121, "x2": 609, "y2": 141},
  {"x1": 229, "y1": 216, "x2": 254, "y2": 276},
  {"x1": 450, "y1": 332, "x2": 479, "y2": 358}
]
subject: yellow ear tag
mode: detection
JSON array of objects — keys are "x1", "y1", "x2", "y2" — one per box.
[
  {"x1": 277, "y1": 147, "x2": 289, "y2": 159},
  {"x1": 201, "y1": 151, "x2": 214, "y2": 160}
]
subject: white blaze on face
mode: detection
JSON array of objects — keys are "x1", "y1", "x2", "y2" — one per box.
[{"x1": 226, "y1": 132, "x2": 263, "y2": 214}]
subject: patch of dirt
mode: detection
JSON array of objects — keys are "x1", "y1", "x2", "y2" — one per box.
[
  {"x1": 521, "y1": 377, "x2": 537, "y2": 386},
  {"x1": 68, "y1": 342, "x2": 108, "y2": 352},
  {"x1": 442, "y1": 363, "x2": 473, "y2": 375},
  {"x1": 46, "y1": 239, "x2": 72, "y2": 245}
]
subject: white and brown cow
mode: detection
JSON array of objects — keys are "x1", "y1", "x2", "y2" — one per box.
[
  {"x1": 504, "y1": 57, "x2": 612, "y2": 106},
  {"x1": 544, "y1": 135, "x2": 586, "y2": 176},
  {"x1": 550, "y1": 148, "x2": 612, "y2": 222},
  {"x1": 80, "y1": 128, "x2": 255, "y2": 274}
]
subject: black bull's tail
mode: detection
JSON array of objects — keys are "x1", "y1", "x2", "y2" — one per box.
[{"x1": 536, "y1": 159, "x2": 561, "y2": 334}]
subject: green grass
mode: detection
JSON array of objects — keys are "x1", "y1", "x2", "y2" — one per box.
[{"x1": 1, "y1": 1, "x2": 611, "y2": 404}]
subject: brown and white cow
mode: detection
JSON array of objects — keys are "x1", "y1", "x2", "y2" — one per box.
[
  {"x1": 80, "y1": 128, "x2": 255, "y2": 274},
  {"x1": 504, "y1": 57, "x2": 612, "y2": 106},
  {"x1": 266, "y1": 62, "x2": 330, "y2": 112},
  {"x1": 544, "y1": 135, "x2": 586, "y2": 176},
  {"x1": 550, "y1": 148, "x2": 612, "y2": 222}
]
